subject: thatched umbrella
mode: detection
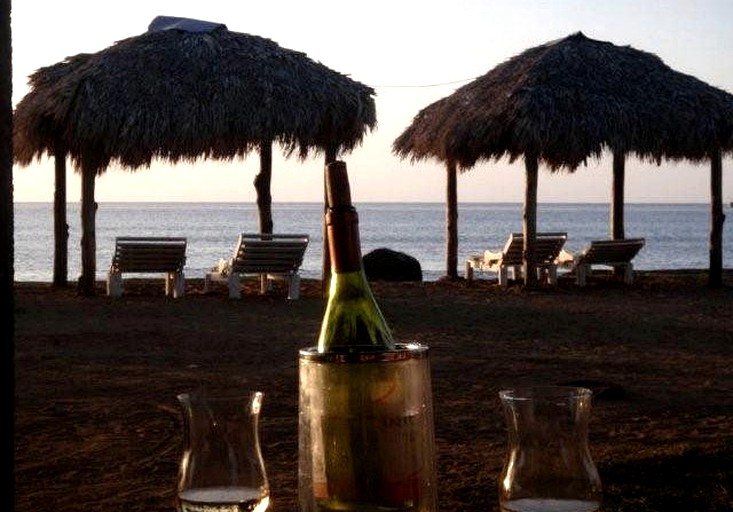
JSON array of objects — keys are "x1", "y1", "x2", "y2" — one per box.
[
  {"x1": 13, "y1": 16, "x2": 376, "y2": 295},
  {"x1": 393, "y1": 32, "x2": 733, "y2": 287}
]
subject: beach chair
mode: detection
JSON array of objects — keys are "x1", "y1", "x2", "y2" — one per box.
[
  {"x1": 465, "y1": 232, "x2": 568, "y2": 287},
  {"x1": 204, "y1": 233, "x2": 309, "y2": 299},
  {"x1": 107, "y1": 236, "x2": 187, "y2": 298},
  {"x1": 562, "y1": 238, "x2": 645, "y2": 286}
]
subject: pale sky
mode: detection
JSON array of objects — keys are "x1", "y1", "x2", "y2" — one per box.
[{"x1": 10, "y1": 0, "x2": 733, "y2": 203}]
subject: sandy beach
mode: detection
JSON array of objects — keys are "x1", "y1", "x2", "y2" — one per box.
[{"x1": 13, "y1": 270, "x2": 733, "y2": 512}]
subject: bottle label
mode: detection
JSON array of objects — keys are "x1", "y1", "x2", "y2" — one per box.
[{"x1": 312, "y1": 412, "x2": 425, "y2": 507}]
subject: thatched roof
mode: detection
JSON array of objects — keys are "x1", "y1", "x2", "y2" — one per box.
[
  {"x1": 13, "y1": 16, "x2": 377, "y2": 173},
  {"x1": 393, "y1": 32, "x2": 733, "y2": 171}
]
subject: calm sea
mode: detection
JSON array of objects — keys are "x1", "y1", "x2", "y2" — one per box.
[{"x1": 13, "y1": 202, "x2": 733, "y2": 282}]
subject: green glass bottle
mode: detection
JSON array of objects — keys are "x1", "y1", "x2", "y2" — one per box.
[{"x1": 316, "y1": 160, "x2": 396, "y2": 353}]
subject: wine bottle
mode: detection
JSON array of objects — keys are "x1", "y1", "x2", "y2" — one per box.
[
  {"x1": 298, "y1": 161, "x2": 437, "y2": 512},
  {"x1": 316, "y1": 160, "x2": 396, "y2": 353}
]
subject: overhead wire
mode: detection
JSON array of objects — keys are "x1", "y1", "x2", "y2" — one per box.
[{"x1": 371, "y1": 76, "x2": 479, "y2": 89}]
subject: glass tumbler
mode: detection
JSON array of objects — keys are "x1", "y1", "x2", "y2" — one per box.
[
  {"x1": 498, "y1": 386, "x2": 602, "y2": 512},
  {"x1": 177, "y1": 390, "x2": 270, "y2": 512}
]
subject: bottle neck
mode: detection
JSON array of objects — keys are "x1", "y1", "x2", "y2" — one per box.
[{"x1": 326, "y1": 207, "x2": 362, "y2": 274}]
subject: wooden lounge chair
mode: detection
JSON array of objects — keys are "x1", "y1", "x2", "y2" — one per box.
[
  {"x1": 107, "y1": 236, "x2": 187, "y2": 298},
  {"x1": 465, "y1": 232, "x2": 568, "y2": 287},
  {"x1": 204, "y1": 233, "x2": 309, "y2": 299},
  {"x1": 562, "y1": 238, "x2": 645, "y2": 286}
]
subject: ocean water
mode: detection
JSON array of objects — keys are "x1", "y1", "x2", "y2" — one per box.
[{"x1": 13, "y1": 202, "x2": 733, "y2": 282}]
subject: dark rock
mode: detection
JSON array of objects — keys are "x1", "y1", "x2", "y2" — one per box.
[{"x1": 363, "y1": 248, "x2": 423, "y2": 282}]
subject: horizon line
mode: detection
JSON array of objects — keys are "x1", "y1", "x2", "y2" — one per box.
[{"x1": 12, "y1": 199, "x2": 721, "y2": 205}]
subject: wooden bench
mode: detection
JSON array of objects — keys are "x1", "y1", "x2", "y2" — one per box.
[
  {"x1": 566, "y1": 238, "x2": 646, "y2": 286},
  {"x1": 107, "y1": 237, "x2": 187, "y2": 298},
  {"x1": 204, "y1": 233, "x2": 309, "y2": 299}
]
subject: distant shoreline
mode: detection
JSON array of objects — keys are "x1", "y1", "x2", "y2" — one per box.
[{"x1": 13, "y1": 268, "x2": 733, "y2": 288}]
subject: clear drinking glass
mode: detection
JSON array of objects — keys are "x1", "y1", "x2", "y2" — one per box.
[
  {"x1": 498, "y1": 386, "x2": 602, "y2": 512},
  {"x1": 177, "y1": 390, "x2": 270, "y2": 512}
]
